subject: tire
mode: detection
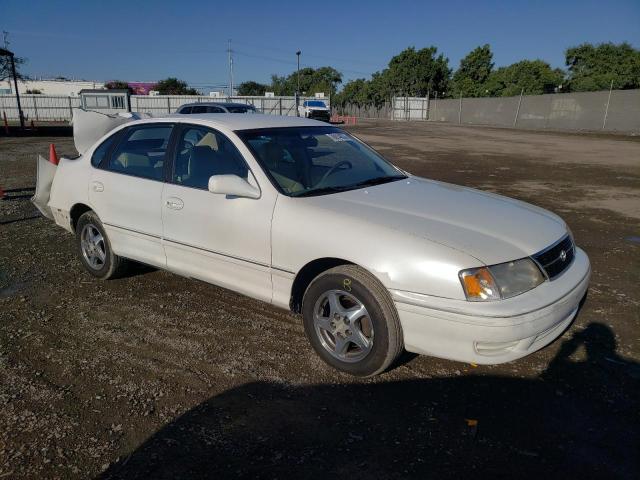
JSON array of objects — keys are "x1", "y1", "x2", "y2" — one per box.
[
  {"x1": 75, "y1": 211, "x2": 128, "y2": 279},
  {"x1": 302, "y1": 265, "x2": 403, "y2": 377}
]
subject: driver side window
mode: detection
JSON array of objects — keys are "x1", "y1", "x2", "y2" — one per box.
[{"x1": 173, "y1": 126, "x2": 248, "y2": 189}]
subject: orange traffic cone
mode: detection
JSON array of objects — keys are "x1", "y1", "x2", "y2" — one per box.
[{"x1": 49, "y1": 143, "x2": 59, "y2": 165}]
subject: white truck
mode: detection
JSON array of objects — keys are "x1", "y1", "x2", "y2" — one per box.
[{"x1": 298, "y1": 100, "x2": 331, "y2": 122}]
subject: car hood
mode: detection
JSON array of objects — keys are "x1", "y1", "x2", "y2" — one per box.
[
  {"x1": 305, "y1": 106, "x2": 330, "y2": 111},
  {"x1": 306, "y1": 176, "x2": 567, "y2": 266}
]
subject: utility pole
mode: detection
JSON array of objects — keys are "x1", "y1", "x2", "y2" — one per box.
[
  {"x1": 2, "y1": 31, "x2": 8, "y2": 49},
  {"x1": 0, "y1": 46, "x2": 24, "y2": 129},
  {"x1": 295, "y1": 50, "x2": 301, "y2": 116},
  {"x1": 228, "y1": 39, "x2": 234, "y2": 98}
]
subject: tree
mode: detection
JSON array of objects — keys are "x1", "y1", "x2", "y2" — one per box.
[
  {"x1": 379, "y1": 46, "x2": 450, "y2": 97},
  {"x1": 0, "y1": 54, "x2": 28, "y2": 82},
  {"x1": 334, "y1": 78, "x2": 369, "y2": 107},
  {"x1": 451, "y1": 44, "x2": 494, "y2": 97},
  {"x1": 237, "y1": 81, "x2": 269, "y2": 96},
  {"x1": 484, "y1": 60, "x2": 564, "y2": 96},
  {"x1": 154, "y1": 77, "x2": 198, "y2": 95},
  {"x1": 105, "y1": 80, "x2": 134, "y2": 94},
  {"x1": 565, "y1": 42, "x2": 640, "y2": 91},
  {"x1": 25, "y1": 89, "x2": 42, "y2": 94},
  {"x1": 268, "y1": 67, "x2": 343, "y2": 96}
]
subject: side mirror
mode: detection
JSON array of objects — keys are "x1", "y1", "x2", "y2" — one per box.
[{"x1": 208, "y1": 175, "x2": 260, "y2": 199}]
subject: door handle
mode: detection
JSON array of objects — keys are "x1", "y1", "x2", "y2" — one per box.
[
  {"x1": 165, "y1": 197, "x2": 184, "y2": 210},
  {"x1": 91, "y1": 181, "x2": 104, "y2": 192}
]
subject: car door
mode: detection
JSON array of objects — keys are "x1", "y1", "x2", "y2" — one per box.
[
  {"x1": 89, "y1": 123, "x2": 175, "y2": 268},
  {"x1": 161, "y1": 124, "x2": 275, "y2": 302}
]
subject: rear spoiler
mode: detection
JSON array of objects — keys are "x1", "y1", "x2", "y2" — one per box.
[{"x1": 72, "y1": 108, "x2": 155, "y2": 154}]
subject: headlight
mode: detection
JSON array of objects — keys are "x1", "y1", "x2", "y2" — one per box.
[{"x1": 459, "y1": 258, "x2": 545, "y2": 301}]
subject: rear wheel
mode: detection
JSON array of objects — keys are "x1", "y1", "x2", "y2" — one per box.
[
  {"x1": 75, "y1": 211, "x2": 128, "y2": 279},
  {"x1": 302, "y1": 265, "x2": 403, "y2": 377}
]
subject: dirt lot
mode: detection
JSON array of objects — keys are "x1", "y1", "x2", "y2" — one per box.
[{"x1": 1, "y1": 121, "x2": 639, "y2": 479}]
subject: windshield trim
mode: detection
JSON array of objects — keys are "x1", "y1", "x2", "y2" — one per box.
[{"x1": 236, "y1": 126, "x2": 406, "y2": 197}]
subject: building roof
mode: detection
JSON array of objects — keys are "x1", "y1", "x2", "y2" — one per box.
[{"x1": 79, "y1": 89, "x2": 128, "y2": 94}]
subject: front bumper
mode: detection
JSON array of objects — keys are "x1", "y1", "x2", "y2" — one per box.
[
  {"x1": 392, "y1": 247, "x2": 591, "y2": 364},
  {"x1": 306, "y1": 110, "x2": 331, "y2": 121}
]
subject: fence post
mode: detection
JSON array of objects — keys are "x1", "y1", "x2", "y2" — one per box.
[
  {"x1": 167, "y1": 97, "x2": 171, "y2": 114},
  {"x1": 434, "y1": 91, "x2": 438, "y2": 121},
  {"x1": 602, "y1": 79, "x2": 614, "y2": 130},
  {"x1": 425, "y1": 92, "x2": 430, "y2": 121},
  {"x1": 458, "y1": 93, "x2": 462, "y2": 124},
  {"x1": 68, "y1": 96, "x2": 73, "y2": 119},
  {"x1": 33, "y1": 96, "x2": 39, "y2": 121},
  {"x1": 279, "y1": 99, "x2": 282, "y2": 115},
  {"x1": 513, "y1": 88, "x2": 524, "y2": 127}
]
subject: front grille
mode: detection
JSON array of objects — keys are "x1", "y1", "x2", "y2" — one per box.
[
  {"x1": 309, "y1": 110, "x2": 330, "y2": 119},
  {"x1": 532, "y1": 235, "x2": 575, "y2": 280}
]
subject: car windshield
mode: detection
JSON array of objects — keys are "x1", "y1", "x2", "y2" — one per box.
[
  {"x1": 238, "y1": 127, "x2": 406, "y2": 197},
  {"x1": 305, "y1": 101, "x2": 326, "y2": 107},
  {"x1": 226, "y1": 105, "x2": 257, "y2": 113}
]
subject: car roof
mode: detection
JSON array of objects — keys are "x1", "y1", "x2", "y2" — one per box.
[
  {"x1": 179, "y1": 102, "x2": 256, "y2": 108},
  {"x1": 136, "y1": 113, "x2": 330, "y2": 131}
]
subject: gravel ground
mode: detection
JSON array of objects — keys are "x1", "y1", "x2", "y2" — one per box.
[{"x1": 0, "y1": 122, "x2": 639, "y2": 479}]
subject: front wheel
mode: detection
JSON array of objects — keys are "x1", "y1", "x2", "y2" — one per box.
[
  {"x1": 75, "y1": 211, "x2": 128, "y2": 279},
  {"x1": 302, "y1": 265, "x2": 403, "y2": 377}
]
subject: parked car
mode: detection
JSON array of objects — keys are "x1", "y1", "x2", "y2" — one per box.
[
  {"x1": 176, "y1": 102, "x2": 258, "y2": 114},
  {"x1": 298, "y1": 100, "x2": 331, "y2": 121},
  {"x1": 34, "y1": 113, "x2": 590, "y2": 377}
]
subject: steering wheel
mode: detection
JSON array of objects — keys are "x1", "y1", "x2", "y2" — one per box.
[{"x1": 317, "y1": 160, "x2": 353, "y2": 186}]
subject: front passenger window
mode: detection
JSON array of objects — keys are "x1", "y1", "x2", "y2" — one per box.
[
  {"x1": 173, "y1": 126, "x2": 248, "y2": 189},
  {"x1": 108, "y1": 125, "x2": 173, "y2": 181}
]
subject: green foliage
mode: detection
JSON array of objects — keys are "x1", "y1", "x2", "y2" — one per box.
[
  {"x1": 382, "y1": 46, "x2": 451, "y2": 97},
  {"x1": 334, "y1": 78, "x2": 369, "y2": 107},
  {"x1": 105, "y1": 80, "x2": 133, "y2": 94},
  {"x1": 451, "y1": 44, "x2": 494, "y2": 97},
  {"x1": 565, "y1": 42, "x2": 640, "y2": 91},
  {"x1": 269, "y1": 66, "x2": 342, "y2": 96},
  {"x1": 333, "y1": 46, "x2": 450, "y2": 108},
  {"x1": 0, "y1": 55, "x2": 28, "y2": 82},
  {"x1": 237, "y1": 81, "x2": 269, "y2": 96},
  {"x1": 25, "y1": 89, "x2": 42, "y2": 94},
  {"x1": 154, "y1": 77, "x2": 198, "y2": 95},
  {"x1": 484, "y1": 60, "x2": 564, "y2": 96}
]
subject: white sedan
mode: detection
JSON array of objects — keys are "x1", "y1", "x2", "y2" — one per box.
[{"x1": 34, "y1": 112, "x2": 590, "y2": 376}]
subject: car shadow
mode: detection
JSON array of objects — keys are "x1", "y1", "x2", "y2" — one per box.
[
  {"x1": 99, "y1": 322, "x2": 639, "y2": 479},
  {"x1": 0, "y1": 215, "x2": 41, "y2": 225}
]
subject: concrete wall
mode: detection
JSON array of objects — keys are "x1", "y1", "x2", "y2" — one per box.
[{"x1": 392, "y1": 89, "x2": 640, "y2": 134}]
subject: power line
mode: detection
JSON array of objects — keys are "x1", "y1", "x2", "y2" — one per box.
[
  {"x1": 232, "y1": 39, "x2": 382, "y2": 68},
  {"x1": 233, "y1": 49, "x2": 374, "y2": 77}
]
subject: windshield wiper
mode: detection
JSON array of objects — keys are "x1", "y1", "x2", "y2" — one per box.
[
  {"x1": 294, "y1": 175, "x2": 406, "y2": 198},
  {"x1": 294, "y1": 186, "x2": 352, "y2": 197},
  {"x1": 348, "y1": 175, "x2": 407, "y2": 189}
]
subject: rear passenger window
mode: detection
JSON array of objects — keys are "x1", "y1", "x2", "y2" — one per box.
[
  {"x1": 91, "y1": 133, "x2": 118, "y2": 167},
  {"x1": 108, "y1": 125, "x2": 173, "y2": 180},
  {"x1": 180, "y1": 106, "x2": 192, "y2": 114},
  {"x1": 192, "y1": 106, "x2": 207, "y2": 114}
]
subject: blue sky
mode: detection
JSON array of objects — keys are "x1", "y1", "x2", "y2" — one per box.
[{"x1": 2, "y1": 0, "x2": 639, "y2": 88}]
